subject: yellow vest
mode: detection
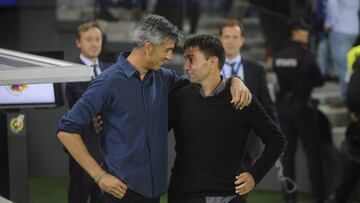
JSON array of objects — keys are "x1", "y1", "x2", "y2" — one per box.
[{"x1": 347, "y1": 45, "x2": 360, "y2": 74}]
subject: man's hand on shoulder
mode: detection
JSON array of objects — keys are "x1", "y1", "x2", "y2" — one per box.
[{"x1": 230, "y1": 77, "x2": 252, "y2": 109}]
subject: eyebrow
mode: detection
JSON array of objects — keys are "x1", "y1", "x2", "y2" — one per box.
[{"x1": 184, "y1": 54, "x2": 194, "y2": 58}]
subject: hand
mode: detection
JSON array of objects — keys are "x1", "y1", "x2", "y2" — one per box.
[
  {"x1": 230, "y1": 77, "x2": 252, "y2": 109},
  {"x1": 93, "y1": 115, "x2": 103, "y2": 135},
  {"x1": 350, "y1": 112, "x2": 358, "y2": 122},
  {"x1": 98, "y1": 173, "x2": 128, "y2": 199},
  {"x1": 235, "y1": 172, "x2": 255, "y2": 195}
]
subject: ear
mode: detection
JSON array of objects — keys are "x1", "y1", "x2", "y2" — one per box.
[
  {"x1": 75, "y1": 39, "x2": 81, "y2": 49},
  {"x1": 209, "y1": 56, "x2": 219, "y2": 69},
  {"x1": 144, "y1": 42, "x2": 153, "y2": 56}
]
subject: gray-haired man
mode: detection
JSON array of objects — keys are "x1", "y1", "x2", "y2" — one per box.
[{"x1": 57, "y1": 14, "x2": 251, "y2": 203}]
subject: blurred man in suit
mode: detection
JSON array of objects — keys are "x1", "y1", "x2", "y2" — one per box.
[
  {"x1": 219, "y1": 19, "x2": 279, "y2": 168},
  {"x1": 65, "y1": 21, "x2": 111, "y2": 203}
]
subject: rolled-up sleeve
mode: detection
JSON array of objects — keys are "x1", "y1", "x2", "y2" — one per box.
[{"x1": 58, "y1": 77, "x2": 112, "y2": 134}]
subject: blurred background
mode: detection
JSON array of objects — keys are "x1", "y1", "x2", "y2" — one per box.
[{"x1": 0, "y1": 0, "x2": 359, "y2": 202}]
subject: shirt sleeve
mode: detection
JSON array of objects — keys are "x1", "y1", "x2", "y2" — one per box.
[
  {"x1": 242, "y1": 97, "x2": 287, "y2": 184},
  {"x1": 162, "y1": 68, "x2": 189, "y2": 92},
  {"x1": 58, "y1": 77, "x2": 112, "y2": 134}
]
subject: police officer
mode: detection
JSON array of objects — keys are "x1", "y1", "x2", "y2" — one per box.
[{"x1": 273, "y1": 19, "x2": 325, "y2": 203}]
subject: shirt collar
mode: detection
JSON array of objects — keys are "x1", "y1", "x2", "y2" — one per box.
[
  {"x1": 80, "y1": 54, "x2": 99, "y2": 67},
  {"x1": 195, "y1": 76, "x2": 227, "y2": 97},
  {"x1": 226, "y1": 54, "x2": 241, "y2": 64},
  {"x1": 117, "y1": 52, "x2": 152, "y2": 78}
]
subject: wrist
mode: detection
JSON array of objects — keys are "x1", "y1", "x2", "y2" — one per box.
[
  {"x1": 229, "y1": 75, "x2": 243, "y2": 83},
  {"x1": 94, "y1": 171, "x2": 107, "y2": 184}
]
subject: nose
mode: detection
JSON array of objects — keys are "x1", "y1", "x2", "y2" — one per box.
[{"x1": 89, "y1": 41, "x2": 97, "y2": 48}]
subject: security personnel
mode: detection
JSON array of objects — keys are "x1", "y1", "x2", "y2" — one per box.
[{"x1": 273, "y1": 19, "x2": 325, "y2": 203}]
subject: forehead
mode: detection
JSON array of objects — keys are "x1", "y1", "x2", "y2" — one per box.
[
  {"x1": 222, "y1": 25, "x2": 242, "y2": 35},
  {"x1": 184, "y1": 46, "x2": 205, "y2": 57},
  {"x1": 157, "y1": 38, "x2": 176, "y2": 49},
  {"x1": 80, "y1": 27, "x2": 102, "y2": 37},
  {"x1": 293, "y1": 29, "x2": 309, "y2": 34}
]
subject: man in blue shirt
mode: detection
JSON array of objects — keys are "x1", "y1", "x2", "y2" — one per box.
[{"x1": 57, "y1": 14, "x2": 252, "y2": 203}]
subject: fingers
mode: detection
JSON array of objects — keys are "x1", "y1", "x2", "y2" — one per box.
[
  {"x1": 92, "y1": 115, "x2": 103, "y2": 135},
  {"x1": 245, "y1": 91, "x2": 252, "y2": 106},
  {"x1": 95, "y1": 127, "x2": 103, "y2": 135},
  {"x1": 230, "y1": 87, "x2": 243, "y2": 109},
  {"x1": 234, "y1": 172, "x2": 255, "y2": 195},
  {"x1": 109, "y1": 187, "x2": 127, "y2": 199},
  {"x1": 98, "y1": 173, "x2": 128, "y2": 199},
  {"x1": 241, "y1": 90, "x2": 252, "y2": 108},
  {"x1": 229, "y1": 77, "x2": 252, "y2": 109},
  {"x1": 230, "y1": 86, "x2": 236, "y2": 104},
  {"x1": 93, "y1": 115, "x2": 103, "y2": 127},
  {"x1": 231, "y1": 88, "x2": 252, "y2": 109},
  {"x1": 237, "y1": 90, "x2": 246, "y2": 109}
]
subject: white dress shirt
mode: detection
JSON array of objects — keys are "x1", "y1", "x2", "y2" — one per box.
[
  {"x1": 80, "y1": 54, "x2": 102, "y2": 77},
  {"x1": 221, "y1": 55, "x2": 244, "y2": 80}
]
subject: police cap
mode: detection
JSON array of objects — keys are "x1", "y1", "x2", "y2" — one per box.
[{"x1": 288, "y1": 19, "x2": 310, "y2": 31}]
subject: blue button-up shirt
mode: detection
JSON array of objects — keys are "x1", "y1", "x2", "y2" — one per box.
[{"x1": 58, "y1": 53, "x2": 186, "y2": 198}]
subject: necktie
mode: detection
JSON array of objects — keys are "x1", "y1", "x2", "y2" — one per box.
[
  {"x1": 91, "y1": 64, "x2": 102, "y2": 79},
  {"x1": 226, "y1": 62, "x2": 237, "y2": 76}
]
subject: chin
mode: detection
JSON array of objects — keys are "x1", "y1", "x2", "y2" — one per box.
[{"x1": 188, "y1": 77, "x2": 197, "y2": 83}]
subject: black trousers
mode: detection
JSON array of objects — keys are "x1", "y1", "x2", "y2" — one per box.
[
  {"x1": 333, "y1": 160, "x2": 360, "y2": 202},
  {"x1": 277, "y1": 100, "x2": 325, "y2": 202},
  {"x1": 168, "y1": 196, "x2": 247, "y2": 203},
  {"x1": 103, "y1": 189, "x2": 160, "y2": 203},
  {"x1": 68, "y1": 156, "x2": 103, "y2": 203}
]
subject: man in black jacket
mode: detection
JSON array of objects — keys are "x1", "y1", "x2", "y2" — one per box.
[
  {"x1": 219, "y1": 19, "x2": 279, "y2": 168},
  {"x1": 273, "y1": 19, "x2": 324, "y2": 203},
  {"x1": 168, "y1": 34, "x2": 286, "y2": 203},
  {"x1": 65, "y1": 21, "x2": 111, "y2": 203}
]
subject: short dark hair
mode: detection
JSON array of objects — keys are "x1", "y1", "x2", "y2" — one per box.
[
  {"x1": 219, "y1": 19, "x2": 245, "y2": 36},
  {"x1": 184, "y1": 34, "x2": 225, "y2": 70},
  {"x1": 288, "y1": 18, "x2": 310, "y2": 32},
  {"x1": 76, "y1": 21, "x2": 103, "y2": 39}
]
